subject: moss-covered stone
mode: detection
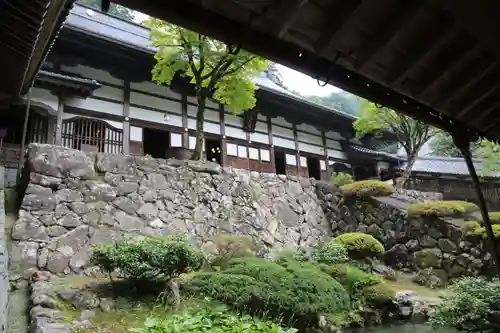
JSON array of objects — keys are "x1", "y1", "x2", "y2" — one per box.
[
  {"x1": 407, "y1": 200, "x2": 474, "y2": 218},
  {"x1": 340, "y1": 180, "x2": 394, "y2": 198},
  {"x1": 414, "y1": 248, "x2": 442, "y2": 269}
]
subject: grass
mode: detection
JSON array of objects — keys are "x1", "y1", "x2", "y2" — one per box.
[{"x1": 384, "y1": 272, "x2": 448, "y2": 300}]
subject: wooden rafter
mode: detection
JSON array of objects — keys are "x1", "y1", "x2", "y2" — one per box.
[
  {"x1": 472, "y1": 99, "x2": 500, "y2": 127},
  {"x1": 417, "y1": 45, "x2": 480, "y2": 99},
  {"x1": 355, "y1": 0, "x2": 423, "y2": 70},
  {"x1": 456, "y1": 81, "x2": 500, "y2": 118},
  {"x1": 386, "y1": 12, "x2": 451, "y2": 85},
  {"x1": 438, "y1": 59, "x2": 500, "y2": 109},
  {"x1": 314, "y1": 0, "x2": 364, "y2": 56},
  {"x1": 269, "y1": 0, "x2": 309, "y2": 39}
]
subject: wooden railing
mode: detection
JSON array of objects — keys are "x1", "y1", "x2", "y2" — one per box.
[{"x1": 61, "y1": 117, "x2": 123, "y2": 154}]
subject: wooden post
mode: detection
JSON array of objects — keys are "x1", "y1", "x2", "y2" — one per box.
[
  {"x1": 17, "y1": 86, "x2": 32, "y2": 181},
  {"x1": 453, "y1": 131, "x2": 500, "y2": 276},
  {"x1": 181, "y1": 93, "x2": 188, "y2": 149},
  {"x1": 293, "y1": 123, "x2": 300, "y2": 176},
  {"x1": 122, "y1": 80, "x2": 130, "y2": 154},
  {"x1": 219, "y1": 104, "x2": 227, "y2": 166},
  {"x1": 267, "y1": 116, "x2": 275, "y2": 173}
]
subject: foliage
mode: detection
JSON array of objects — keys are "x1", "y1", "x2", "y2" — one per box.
[
  {"x1": 304, "y1": 92, "x2": 366, "y2": 117},
  {"x1": 208, "y1": 234, "x2": 256, "y2": 267},
  {"x1": 319, "y1": 264, "x2": 380, "y2": 296},
  {"x1": 429, "y1": 277, "x2": 500, "y2": 332},
  {"x1": 78, "y1": 0, "x2": 135, "y2": 21},
  {"x1": 334, "y1": 232, "x2": 385, "y2": 260},
  {"x1": 446, "y1": 200, "x2": 480, "y2": 214},
  {"x1": 184, "y1": 257, "x2": 350, "y2": 326},
  {"x1": 475, "y1": 212, "x2": 500, "y2": 225},
  {"x1": 359, "y1": 282, "x2": 396, "y2": 307},
  {"x1": 146, "y1": 18, "x2": 269, "y2": 159},
  {"x1": 340, "y1": 180, "x2": 394, "y2": 198},
  {"x1": 430, "y1": 132, "x2": 500, "y2": 177},
  {"x1": 407, "y1": 200, "x2": 474, "y2": 218},
  {"x1": 463, "y1": 221, "x2": 481, "y2": 234},
  {"x1": 90, "y1": 235, "x2": 203, "y2": 281},
  {"x1": 270, "y1": 246, "x2": 309, "y2": 263},
  {"x1": 467, "y1": 224, "x2": 500, "y2": 239},
  {"x1": 130, "y1": 306, "x2": 297, "y2": 333},
  {"x1": 354, "y1": 102, "x2": 439, "y2": 187},
  {"x1": 310, "y1": 240, "x2": 349, "y2": 265},
  {"x1": 332, "y1": 172, "x2": 354, "y2": 187},
  {"x1": 266, "y1": 63, "x2": 286, "y2": 89}
]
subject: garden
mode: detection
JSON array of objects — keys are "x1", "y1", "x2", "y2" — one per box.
[{"x1": 28, "y1": 227, "x2": 500, "y2": 333}]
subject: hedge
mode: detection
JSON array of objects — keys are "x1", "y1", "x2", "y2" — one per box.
[
  {"x1": 467, "y1": 224, "x2": 500, "y2": 239},
  {"x1": 407, "y1": 200, "x2": 475, "y2": 218},
  {"x1": 475, "y1": 212, "x2": 500, "y2": 225},
  {"x1": 334, "y1": 232, "x2": 385, "y2": 260},
  {"x1": 340, "y1": 180, "x2": 394, "y2": 198}
]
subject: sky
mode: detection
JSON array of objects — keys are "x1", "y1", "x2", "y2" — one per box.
[{"x1": 276, "y1": 64, "x2": 342, "y2": 97}]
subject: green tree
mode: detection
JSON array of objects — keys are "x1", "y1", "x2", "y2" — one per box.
[
  {"x1": 266, "y1": 62, "x2": 286, "y2": 89},
  {"x1": 78, "y1": 0, "x2": 135, "y2": 21},
  {"x1": 306, "y1": 92, "x2": 364, "y2": 116},
  {"x1": 430, "y1": 133, "x2": 500, "y2": 176},
  {"x1": 354, "y1": 103, "x2": 439, "y2": 187},
  {"x1": 146, "y1": 19, "x2": 269, "y2": 160}
]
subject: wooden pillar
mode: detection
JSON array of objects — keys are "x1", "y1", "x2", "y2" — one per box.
[
  {"x1": 122, "y1": 80, "x2": 130, "y2": 154},
  {"x1": 321, "y1": 130, "x2": 330, "y2": 181},
  {"x1": 55, "y1": 95, "x2": 65, "y2": 146},
  {"x1": 47, "y1": 118, "x2": 56, "y2": 144},
  {"x1": 267, "y1": 116, "x2": 275, "y2": 173},
  {"x1": 219, "y1": 104, "x2": 227, "y2": 166}
]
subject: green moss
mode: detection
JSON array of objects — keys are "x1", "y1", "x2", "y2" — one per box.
[
  {"x1": 334, "y1": 232, "x2": 385, "y2": 260},
  {"x1": 359, "y1": 282, "x2": 395, "y2": 306},
  {"x1": 340, "y1": 180, "x2": 394, "y2": 198},
  {"x1": 446, "y1": 200, "x2": 479, "y2": 214},
  {"x1": 332, "y1": 172, "x2": 354, "y2": 187},
  {"x1": 468, "y1": 224, "x2": 500, "y2": 239},
  {"x1": 474, "y1": 212, "x2": 500, "y2": 225},
  {"x1": 407, "y1": 200, "x2": 474, "y2": 218}
]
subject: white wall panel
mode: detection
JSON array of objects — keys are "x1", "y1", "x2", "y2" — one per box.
[
  {"x1": 61, "y1": 65, "x2": 124, "y2": 86},
  {"x1": 271, "y1": 125, "x2": 294, "y2": 139},
  {"x1": 260, "y1": 149, "x2": 270, "y2": 161},
  {"x1": 187, "y1": 106, "x2": 219, "y2": 122},
  {"x1": 297, "y1": 132, "x2": 323, "y2": 146},
  {"x1": 66, "y1": 97, "x2": 123, "y2": 116},
  {"x1": 130, "y1": 81, "x2": 181, "y2": 100},
  {"x1": 93, "y1": 85, "x2": 124, "y2": 102},
  {"x1": 286, "y1": 154, "x2": 297, "y2": 165},
  {"x1": 254, "y1": 121, "x2": 268, "y2": 133},
  {"x1": 325, "y1": 130, "x2": 344, "y2": 140},
  {"x1": 325, "y1": 139, "x2": 342, "y2": 150},
  {"x1": 29, "y1": 87, "x2": 59, "y2": 112},
  {"x1": 204, "y1": 122, "x2": 221, "y2": 134},
  {"x1": 187, "y1": 96, "x2": 219, "y2": 109},
  {"x1": 257, "y1": 113, "x2": 267, "y2": 121},
  {"x1": 298, "y1": 142, "x2": 323, "y2": 155},
  {"x1": 271, "y1": 116, "x2": 293, "y2": 128},
  {"x1": 327, "y1": 149, "x2": 347, "y2": 160},
  {"x1": 225, "y1": 126, "x2": 246, "y2": 139},
  {"x1": 129, "y1": 106, "x2": 163, "y2": 123},
  {"x1": 273, "y1": 137, "x2": 295, "y2": 150},
  {"x1": 224, "y1": 114, "x2": 242, "y2": 127},
  {"x1": 249, "y1": 132, "x2": 269, "y2": 144},
  {"x1": 130, "y1": 91, "x2": 182, "y2": 114},
  {"x1": 296, "y1": 123, "x2": 320, "y2": 134},
  {"x1": 227, "y1": 143, "x2": 238, "y2": 156},
  {"x1": 63, "y1": 113, "x2": 122, "y2": 129},
  {"x1": 165, "y1": 113, "x2": 183, "y2": 127},
  {"x1": 130, "y1": 126, "x2": 143, "y2": 141},
  {"x1": 171, "y1": 133, "x2": 182, "y2": 147},
  {"x1": 299, "y1": 156, "x2": 307, "y2": 167}
]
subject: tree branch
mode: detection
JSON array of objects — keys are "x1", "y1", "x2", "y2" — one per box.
[{"x1": 223, "y1": 55, "x2": 258, "y2": 76}]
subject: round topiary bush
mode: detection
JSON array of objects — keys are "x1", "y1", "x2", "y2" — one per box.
[
  {"x1": 446, "y1": 200, "x2": 479, "y2": 214},
  {"x1": 311, "y1": 240, "x2": 349, "y2": 264},
  {"x1": 334, "y1": 232, "x2": 385, "y2": 260},
  {"x1": 407, "y1": 200, "x2": 476, "y2": 218},
  {"x1": 358, "y1": 281, "x2": 395, "y2": 306},
  {"x1": 332, "y1": 172, "x2": 354, "y2": 187},
  {"x1": 319, "y1": 263, "x2": 380, "y2": 295},
  {"x1": 340, "y1": 180, "x2": 394, "y2": 198}
]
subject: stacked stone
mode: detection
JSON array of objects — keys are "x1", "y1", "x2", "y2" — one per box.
[
  {"x1": 0, "y1": 189, "x2": 8, "y2": 333},
  {"x1": 10, "y1": 144, "x2": 331, "y2": 276}
]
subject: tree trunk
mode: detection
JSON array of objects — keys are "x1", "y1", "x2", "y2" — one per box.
[
  {"x1": 191, "y1": 94, "x2": 206, "y2": 160},
  {"x1": 398, "y1": 153, "x2": 416, "y2": 188}
]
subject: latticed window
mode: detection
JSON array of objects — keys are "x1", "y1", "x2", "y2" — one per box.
[{"x1": 61, "y1": 117, "x2": 123, "y2": 154}]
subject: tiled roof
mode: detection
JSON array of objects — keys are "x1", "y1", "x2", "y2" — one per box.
[
  {"x1": 349, "y1": 144, "x2": 404, "y2": 162},
  {"x1": 402, "y1": 155, "x2": 500, "y2": 177},
  {"x1": 37, "y1": 70, "x2": 101, "y2": 88}
]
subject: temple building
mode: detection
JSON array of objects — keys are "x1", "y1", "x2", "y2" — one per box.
[{"x1": 0, "y1": 4, "x2": 402, "y2": 187}]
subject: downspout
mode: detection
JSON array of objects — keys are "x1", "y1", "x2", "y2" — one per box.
[
  {"x1": 453, "y1": 131, "x2": 500, "y2": 276},
  {"x1": 17, "y1": 84, "x2": 34, "y2": 182}
]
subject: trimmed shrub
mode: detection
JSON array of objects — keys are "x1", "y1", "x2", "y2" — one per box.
[
  {"x1": 359, "y1": 282, "x2": 395, "y2": 306},
  {"x1": 271, "y1": 246, "x2": 309, "y2": 263},
  {"x1": 446, "y1": 200, "x2": 479, "y2": 214},
  {"x1": 310, "y1": 240, "x2": 349, "y2": 265},
  {"x1": 207, "y1": 234, "x2": 256, "y2": 267},
  {"x1": 90, "y1": 234, "x2": 203, "y2": 281},
  {"x1": 334, "y1": 232, "x2": 385, "y2": 260},
  {"x1": 463, "y1": 220, "x2": 481, "y2": 234},
  {"x1": 429, "y1": 277, "x2": 500, "y2": 332},
  {"x1": 332, "y1": 172, "x2": 354, "y2": 187},
  {"x1": 474, "y1": 211, "x2": 500, "y2": 225},
  {"x1": 407, "y1": 200, "x2": 475, "y2": 218},
  {"x1": 340, "y1": 180, "x2": 394, "y2": 198},
  {"x1": 319, "y1": 264, "x2": 380, "y2": 295},
  {"x1": 468, "y1": 224, "x2": 500, "y2": 239},
  {"x1": 184, "y1": 257, "x2": 350, "y2": 326}
]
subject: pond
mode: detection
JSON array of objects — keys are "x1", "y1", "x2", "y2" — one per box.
[{"x1": 348, "y1": 323, "x2": 459, "y2": 333}]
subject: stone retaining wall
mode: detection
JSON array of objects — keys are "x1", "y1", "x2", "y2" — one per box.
[
  {"x1": 0, "y1": 171, "x2": 8, "y2": 332},
  {"x1": 10, "y1": 144, "x2": 331, "y2": 275},
  {"x1": 317, "y1": 183, "x2": 496, "y2": 284}
]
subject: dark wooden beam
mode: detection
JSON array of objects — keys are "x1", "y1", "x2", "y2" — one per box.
[
  {"x1": 394, "y1": 29, "x2": 458, "y2": 89},
  {"x1": 472, "y1": 100, "x2": 500, "y2": 128},
  {"x1": 386, "y1": 12, "x2": 451, "y2": 85},
  {"x1": 356, "y1": 1, "x2": 423, "y2": 70},
  {"x1": 456, "y1": 81, "x2": 500, "y2": 119},
  {"x1": 417, "y1": 45, "x2": 479, "y2": 99},
  {"x1": 438, "y1": 59, "x2": 500, "y2": 109},
  {"x1": 269, "y1": 0, "x2": 309, "y2": 39},
  {"x1": 314, "y1": 0, "x2": 364, "y2": 56}
]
